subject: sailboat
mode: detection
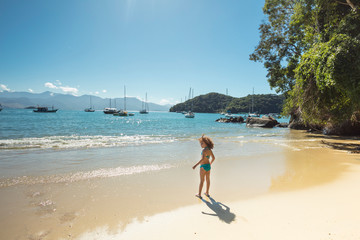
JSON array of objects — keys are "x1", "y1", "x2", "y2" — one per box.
[
  {"x1": 127, "y1": 89, "x2": 135, "y2": 116},
  {"x1": 139, "y1": 93, "x2": 149, "y2": 114},
  {"x1": 114, "y1": 86, "x2": 134, "y2": 116},
  {"x1": 103, "y1": 99, "x2": 118, "y2": 114},
  {"x1": 185, "y1": 88, "x2": 195, "y2": 118},
  {"x1": 84, "y1": 96, "x2": 95, "y2": 112},
  {"x1": 248, "y1": 88, "x2": 260, "y2": 118},
  {"x1": 0, "y1": 103, "x2": 2, "y2": 112}
]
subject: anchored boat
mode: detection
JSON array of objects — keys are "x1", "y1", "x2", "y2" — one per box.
[{"x1": 33, "y1": 106, "x2": 58, "y2": 113}]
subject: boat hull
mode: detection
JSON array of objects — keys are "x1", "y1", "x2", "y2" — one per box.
[
  {"x1": 33, "y1": 107, "x2": 58, "y2": 113},
  {"x1": 33, "y1": 110, "x2": 58, "y2": 113}
]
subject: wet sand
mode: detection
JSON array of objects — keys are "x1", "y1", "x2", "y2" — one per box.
[{"x1": 1, "y1": 130, "x2": 360, "y2": 239}]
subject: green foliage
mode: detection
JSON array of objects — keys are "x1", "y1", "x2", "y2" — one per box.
[
  {"x1": 290, "y1": 33, "x2": 360, "y2": 124},
  {"x1": 169, "y1": 93, "x2": 233, "y2": 113},
  {"x1": 169, "y1": 92, "x2": 284, "y2": 114},
  {"x1": 226, "y1": 94, "x2": 284, "y2": 114},
  {"x1": 253, "y1": 0, "x2": 360, "y2": 129},
  {"x1": 250, "y1": 0, "x2": 315, "y2": 94}
]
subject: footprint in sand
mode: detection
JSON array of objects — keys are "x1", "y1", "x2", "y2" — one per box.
[{"x1": 59, "y1": 212, "x2": 78, "y2": 223}]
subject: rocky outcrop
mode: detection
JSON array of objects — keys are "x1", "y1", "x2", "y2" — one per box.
[
  {"x1": 323, "y1": 121, "x2": 360, "y2": 136},
  {"x1": 246, "y1": 116, "x2": 279, "y2": 128},
  {"x1": 276, "y1": 122, "x2": 289, "y2": 128},
  {"x1": 216, "y1": 116, "x2": 244, "y2": 123},
  {"x1": 288, "y1": 109, "x2": 360, "y2": 136},
  {"x1": 288, "y1": 113, "x2": 310, "y2": 130},
  {"x1": 288, "y1": 121, "x2": 309, "y2": 130},
  {"x1": 288, "y1": 112, "x2": 323, "y2": 131}
]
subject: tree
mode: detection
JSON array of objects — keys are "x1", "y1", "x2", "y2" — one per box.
[
  {"x1": 251, "y1": 0, "x2": 360, "y2": 134},
  {"x1": 249, "y1": 0, "x2": 315, "y2": 94}
]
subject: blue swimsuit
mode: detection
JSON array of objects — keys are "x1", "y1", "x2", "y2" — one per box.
[{"x1": 200, "y1": 147, "x2": 211, "y2": 171}]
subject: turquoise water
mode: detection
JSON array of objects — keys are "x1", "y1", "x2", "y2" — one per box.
[
  {"x1": 0, "y1": 109, "x2": 291, "y2": 186},
  {"x1": 0, "y1": 109, "x2": 289, "y2": 149}
]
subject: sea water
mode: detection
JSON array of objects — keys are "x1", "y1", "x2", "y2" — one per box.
[{"x1": 0, "y1": 109, "x2": 293, "y2": 186}]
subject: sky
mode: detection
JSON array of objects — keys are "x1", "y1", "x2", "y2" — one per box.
[{"x1": 0, "y1": 0, "x2": 271, "y2": 105}]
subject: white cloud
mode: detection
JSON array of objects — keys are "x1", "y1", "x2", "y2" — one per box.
[
  {"x1": 159, "y1": 99, "x2": 176, "y2": 105},
  {"x1": 44, "y1": 81, "x2": 79, "y2": 95},
  {"x1": 59, "y1": 86, "x2": 79, "y2": 95},
  {"x1": 95, "y1": 91, "x2": 99, "y2": 95},
  {"x1": 45, "y1": 82, "x2": 57, "y2": 89},
  {"x1": 102, "y1": 89, "x2": 107, "y2": 93},
  {"x1": 28, "y1": 88, "x2": 34, "y2": 93},
  {"x1": 0, "y1": 84, "x2": 10, "y2": 92}
]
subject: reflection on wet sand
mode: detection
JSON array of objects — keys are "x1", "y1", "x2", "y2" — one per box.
[{"x1": 270, "y1": 131, "x2": 359, "y2": 192}]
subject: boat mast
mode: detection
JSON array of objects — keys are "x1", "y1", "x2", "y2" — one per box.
[
  {"x1": 145, "y1": 92, "x2": 148, "y2": 111},
  {"x1": 252, "y1": 87, "x2": 254, "y2": 113},
  {"x1": 124, "y1": 86, "x2": 126, "y2": 111},
  {"x1": 188, "y1": 88, "x2": 191, "y2": 111}
]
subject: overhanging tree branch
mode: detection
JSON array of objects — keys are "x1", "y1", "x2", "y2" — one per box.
[
  {"x1": 336, "y1": 0, "x2": 357, "y2": 11},
  {"x1": 346, "y1": 0, "x2": 356, "y2": 10}
]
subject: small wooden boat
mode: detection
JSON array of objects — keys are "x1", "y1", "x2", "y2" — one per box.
[
  {"x1": 33, "y1": 106, "x2": 58, "y2": 113},
  {"x1": 104, "y1": 108, "x2": 118, "y2": 114}
]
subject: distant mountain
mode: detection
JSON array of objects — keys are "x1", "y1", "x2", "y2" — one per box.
[
  {"x1": 169, "y1": 92, "x2": 285, "y2": 114},
  {"x1": 0, "y1": 91, "x2": 171, "y2": 111}
]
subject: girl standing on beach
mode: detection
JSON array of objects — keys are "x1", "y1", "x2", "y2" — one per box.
[{"x1": 193, "y1": 134, "x2": 215, "y2": 199}]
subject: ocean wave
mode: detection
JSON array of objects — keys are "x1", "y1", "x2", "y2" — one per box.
[
  {"x1": 0, "y1": 164, "x2": 173, "y2": 188},
  {"x1": 0, "y1": 135, "x2": 175, "y2": 150}
]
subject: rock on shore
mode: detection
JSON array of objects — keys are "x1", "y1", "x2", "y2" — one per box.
[
  {"x1": 216, "y1": 116, "x2": 245, "y2": 123},
  {"x1": 246, "y1": 116, "x2": 279, "y2": 128}
]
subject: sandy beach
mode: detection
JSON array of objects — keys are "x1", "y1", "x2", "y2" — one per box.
[
  {"x1": 1, "y1": 130, "x2": 360, "y2": 239},
  {"x1": 90, "y1": 162, "x2": 360, "y2": 240},
  {"x1": 74, "y1": 134, "x2": 360, "y2": 240}
]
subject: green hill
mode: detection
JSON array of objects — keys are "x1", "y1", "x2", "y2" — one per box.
[{"x1": 169, "y1": 92, "x2": 284, "y2": 114}]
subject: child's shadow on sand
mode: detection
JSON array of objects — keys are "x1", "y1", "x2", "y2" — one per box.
[{"x1": 201, "y1": 196, "x2": 236, "y2": 224}]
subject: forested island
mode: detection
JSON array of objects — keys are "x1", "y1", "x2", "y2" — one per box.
[
  {"x1": 169, "y1": 92, "x2": 284, "y2": 114},
  {"x1": 250, "y1": 0, "x2": 360, "y2": 135}
]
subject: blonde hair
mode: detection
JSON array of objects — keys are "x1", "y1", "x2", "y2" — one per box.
[{"x1": 199, "y1": 134, "x2": 214, "y2": 149}]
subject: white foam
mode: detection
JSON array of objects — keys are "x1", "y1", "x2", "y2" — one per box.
[
  {"x1": 0, "y1": 135, "x2": 175, "y2": 150},
  {"x1": 0, "y1": 164, "x2": 173, "y2": 188}
]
